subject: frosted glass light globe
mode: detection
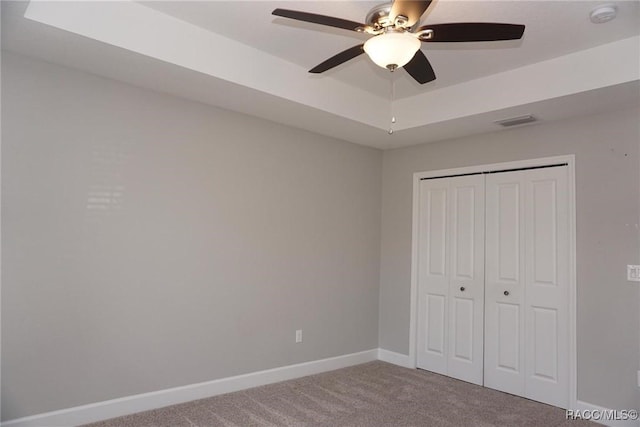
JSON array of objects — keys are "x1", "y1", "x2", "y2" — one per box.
[{"x1": 363, "y1": 32, "x2": 421, "y2": 69}]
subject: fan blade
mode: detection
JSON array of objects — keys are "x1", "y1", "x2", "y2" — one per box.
[
  {"x1": 389, "y1": 0, "x2": 432, "y2": 27},
  {"x1": 309, "y1": 45, "x2": 365, "y2": 73},
  {"x1": 403, "y1": 50, "x2": 436, "y2": 84},
  {"x1": 419, "y1": 23, "x2": 525, "y2": 42},
  {"x1": 272, "y1": 9, "x2": 365, "y2": 32}
]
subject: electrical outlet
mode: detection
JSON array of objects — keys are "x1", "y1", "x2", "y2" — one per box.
[
  {"x1": 627, "y1": 265, "x2": 640, "y2": 282},
  {"x1": 295, "y1": 329, "x2": 303, "y2": 343},
  {"x1": 637, "y1": 370, "x2": 640, "y2": 388}
]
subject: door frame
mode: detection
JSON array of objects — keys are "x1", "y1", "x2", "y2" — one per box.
[{"x1": 409, "y1": 154, "x2": 577, "y2": 409}]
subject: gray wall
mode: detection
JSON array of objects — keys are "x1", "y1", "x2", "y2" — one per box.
[
  {"x1": 1, "y1": 52, "x2": 382, "y2": 421},
  {"x1": 3, "y1": 49, "x2": 639, "y2": 421},
  {"x1": 379, "y1": 106, "x2": 640, "y2": 411}
]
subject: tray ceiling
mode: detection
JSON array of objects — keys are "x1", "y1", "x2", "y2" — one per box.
[{"x1": 2, "y1": 1, "x2": 639, "y2": 148}]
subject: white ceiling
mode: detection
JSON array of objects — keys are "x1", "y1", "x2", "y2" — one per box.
[
  {"x1": 141, "y1": 1, "x2": 640, "y2": 98},
  {"x1": 2, "y1": 1, "x2": 640, "y2": 149}
]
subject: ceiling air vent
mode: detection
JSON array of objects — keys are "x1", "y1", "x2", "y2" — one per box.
[{"x1": 494, "y1": 115, "x2": 538, "y2": 127}]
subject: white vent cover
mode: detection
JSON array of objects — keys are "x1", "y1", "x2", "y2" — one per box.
[{"x1": 494, "y1": 115, "x2": 538, "y2": 127}]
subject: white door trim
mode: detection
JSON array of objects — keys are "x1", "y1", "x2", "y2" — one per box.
[{"x1": 409, "y1": 155, "x2": 577, "y2": 409}]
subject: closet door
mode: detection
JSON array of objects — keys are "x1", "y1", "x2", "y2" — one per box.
[
  {"x1": 523, "y1": 166, "x2": 569, "y2": 407},
  {"x1": 484, "y1": 167, "x2": 569, "y2": 408},
  {"x1": 484, "y1": 170, "x2": 527, "y2": 396},
  {"x1": 417, "y1": 175, "x2": 485, "y2": 385}
]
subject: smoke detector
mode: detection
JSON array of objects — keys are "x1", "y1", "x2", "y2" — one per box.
[{"x1": 590, "y1": 5, "x2": 617, "y2": 24}]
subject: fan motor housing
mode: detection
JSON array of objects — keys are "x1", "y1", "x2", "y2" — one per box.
[{"x1": 365, "y1": 2, "x2": 420, "y2": 30}]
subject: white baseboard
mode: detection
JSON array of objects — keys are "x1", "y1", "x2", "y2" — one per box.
[
  {"x1": 573, "y1": 400, "x2": 640, "y2": 427},
  {"x1": 1, "y1": 349, "x2": 378, "y2": 427},
  {"x1": 377, "y1": 348, "x2": 413, "y2": 369}
]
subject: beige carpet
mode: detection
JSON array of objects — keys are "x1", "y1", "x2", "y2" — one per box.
[{"x1": 82, "y1": 361, "x2": 593, "y2": 427}]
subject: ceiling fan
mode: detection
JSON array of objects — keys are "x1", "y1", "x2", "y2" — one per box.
[{"x1": 272, "y1": 0, "x2": 525, "y2": 84}]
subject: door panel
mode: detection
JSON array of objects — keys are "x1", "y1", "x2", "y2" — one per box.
[
  {"x1": 417, "y1": 175, "x2": 484, "y2": 385},
  {"x1": 485, "y1": 166, "x2": 569, "y2": 408},
  {"x1": 452, "y1": 297, "x2": 473, "y2": 361},
  {"x1": 524, "y1": 168, "x2": 569, "y2": 408},
  {"x1": 426, "y1": 294, "x2": 446, "y2": 354},
  {"x1": 447, "y1": 176, "x2": 484, "y2": 385},
  {"x1": 452, "y1": 186, "x2": 475, "y2": 279},
  {"x1": 532, "y1": 306, "x2": 558, "y2": 381},
  {"x1": 497, "y1": 183, "x2": 521, "y2": 283},
  {"x1": 531, "y1": 179, "x2": 558, "y2": 286},
  {"x1": 428, "y1": 188, "x2": 447, "y2": 276},
  {"x1": 417, "y1": 178, "x2": 450, "y2": 375},
  {"x1": 485, "y1": 171, "x2": 526, "y2": 396},
  {"x1": 497, "y1": 302, "x2": 520, "y2": 372}
]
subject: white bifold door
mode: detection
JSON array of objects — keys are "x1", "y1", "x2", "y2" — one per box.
[
  {"x1": 416, "y1": 174, "x2": 485, "y2": 386},
  {"x1": 416, "y1": 165, "x2": 570, "y2": 408},
  {"x1": 484, "y1": 167, "x2": 569, "y2": 408}
]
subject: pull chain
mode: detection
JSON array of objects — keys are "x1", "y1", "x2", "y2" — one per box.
[{"x1": 388, "y1": 71, "x2": 396, "y2": 134}]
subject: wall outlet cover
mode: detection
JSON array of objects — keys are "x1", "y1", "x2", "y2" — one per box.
[{"x1": 627, "y1": 265, "x2": 640, "y2": 282}]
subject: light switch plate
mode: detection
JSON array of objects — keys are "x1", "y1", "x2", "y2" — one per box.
[{"x1": 628, "y1": 265, "x2": 640, "y2": 282}]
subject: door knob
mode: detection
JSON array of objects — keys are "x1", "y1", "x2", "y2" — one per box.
[
  {"x1": 504, "y1": 290, "x2": 509, "y2": 296},
  {"x1": 460, "y1": 286, "x2": 465, "y2": 292}
]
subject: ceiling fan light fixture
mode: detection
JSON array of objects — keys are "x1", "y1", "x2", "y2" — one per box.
[
  {"x1": 273, "y1": 2, "x2": 526, "y2": 85},
  {"x1": 363, "y1": 31, "x2": 421, "y2": 70}
]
